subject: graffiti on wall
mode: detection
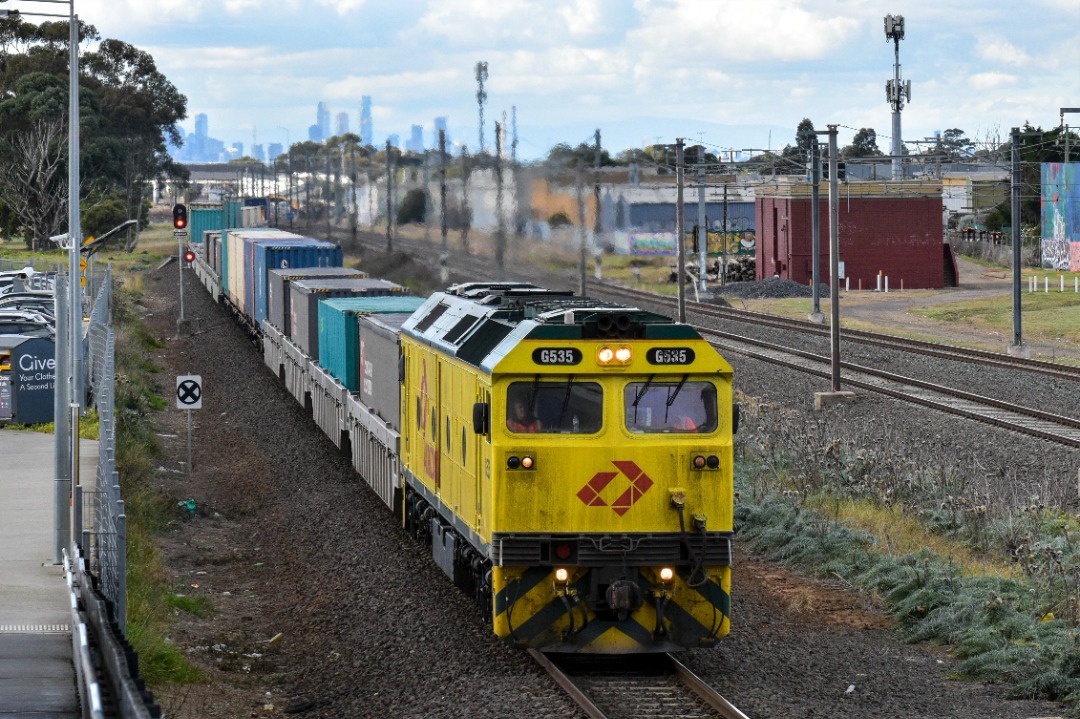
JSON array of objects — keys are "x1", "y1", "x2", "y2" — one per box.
[
  {"x1": 1041, "y1": 163, "x2": 1080, "y2": 271},
  {"x1": 629, "y1": 230, "x2": 756, "y2": 257}
]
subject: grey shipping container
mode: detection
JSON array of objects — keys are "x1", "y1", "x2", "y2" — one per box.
[
  {"x1": 268, "y1": 266, "x2": 367, "y2": 336},
  {"x1": 289, "y1": 278, "x2": 405, "y2": 361},
  {"x1": 357, "y1": 312, "x2": 415, "y2": 428}
]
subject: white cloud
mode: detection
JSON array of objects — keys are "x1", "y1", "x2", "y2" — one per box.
[
  {"x1": 975, "y1": 39, "x2": 1031, "y2": 67},
  {"x1": 628, "y1": 0, "x2": 860, "y2": 63},
  {"x1": 969, "y1": 72, "x2": 1018, "y2": 91}
]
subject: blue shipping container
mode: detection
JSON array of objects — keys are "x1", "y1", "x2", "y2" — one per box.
[
  {"x1": 318, "y1": 296, "x2": 426, "y2": 391},
  {"x1": 248, "y1": 238, "x2": 341, "y2": 327}
]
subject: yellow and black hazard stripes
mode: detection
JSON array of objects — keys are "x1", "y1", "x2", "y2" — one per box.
[{"x1": 492, "y1": 565, "x2": 731, "y2": 653}]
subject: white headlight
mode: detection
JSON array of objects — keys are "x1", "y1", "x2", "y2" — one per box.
[
  {"x1": 660, "y1": 567, "x2": 674, "y2": 582},
  {"x1": 554, "y1": 568, "x2": 569, "y2": 583}
]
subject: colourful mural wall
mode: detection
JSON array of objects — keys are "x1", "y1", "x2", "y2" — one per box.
[
  {"x1": 629, "y1": 230, "x2": 756, "y2": 257},
  {"x1": 1041, "y1": 163, "x2": 1080, "y2": 271}
]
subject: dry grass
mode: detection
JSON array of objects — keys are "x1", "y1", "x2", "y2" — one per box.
[{"x1": 806, "y1": 496, "x2": 1021, "y2": 581}]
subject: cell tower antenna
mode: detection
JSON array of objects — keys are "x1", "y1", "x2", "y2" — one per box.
[
  {"x1": 884, "y1": 14, "x2": 912, "y2": 180},
  {"x1": 475, "y1": 61, "x2": 489, "y2": 154}
]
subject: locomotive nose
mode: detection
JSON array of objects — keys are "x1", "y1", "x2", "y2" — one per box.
[{"x1": 606, "y1": 579, "x2": 644, "y2": 620}]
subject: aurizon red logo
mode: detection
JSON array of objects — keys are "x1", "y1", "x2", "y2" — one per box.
[{"x1": 577, "y1": 460, "x2": 654, "y2": 516}]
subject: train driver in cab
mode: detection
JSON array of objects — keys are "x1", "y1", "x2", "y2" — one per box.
[{"x1": 507, "y1": 395, "x2": 541, "y2": 433}]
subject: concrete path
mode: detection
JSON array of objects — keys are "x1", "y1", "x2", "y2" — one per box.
[{"x1": 0, "y1": 429, "x2": 97, "y2": 718}]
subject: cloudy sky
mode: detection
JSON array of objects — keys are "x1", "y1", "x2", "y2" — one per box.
[{"x1": 65, "y1": 0, "x2": 1080, "y2": 159}]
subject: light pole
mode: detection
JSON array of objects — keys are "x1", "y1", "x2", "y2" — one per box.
[
  {"x1": 278, "y1": 126, "x2": 292, "y2": 228},
  {"x1": 1, "y1": 0, "x2": 81, "y2": 559}
]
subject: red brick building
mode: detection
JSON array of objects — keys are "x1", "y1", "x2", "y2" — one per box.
[{"x1": 755, "y1": 180, "x2": 953, "y2": 289}]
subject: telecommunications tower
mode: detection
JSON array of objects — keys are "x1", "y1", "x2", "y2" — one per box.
[{"x1": 884, "y1": 14, "x2": 911, "y2": 180}]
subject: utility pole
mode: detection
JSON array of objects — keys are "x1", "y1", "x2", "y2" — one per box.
[
  {"x1": 325, "y1": 150, "x2": 332, "y2": 237},
  {"x1": 696, "y1": 165, "x2": 707, "y2": 291},
  {"x1": 495, "y1": 121, "x2": 506, "y2": 275},
  {"x1": 349, "y1": 144, "x2": 357, "y2": 241},
  {"x1": 827, "y1": 125, "x2": 842, "y2": 391},
  {"x1": 593, "y1": 129, "x2": 603, "y2": 280},
  {"x1": 461, "y1": 144, "x2": 471, "y2": 252},
  {"x1": 577, "y1": 157, "x2": 586, "y2": 297},
  {"x1": 721, "y1": 182, "x2": 728, "y2": 287},
  {"x1": 439, "y1": 129, "x2": 448, "y2": 283},
  {"x1": 385, "y1": 139, "x2": 394, "y2": 252},
  {"x1": 1008, "y1": 126, "x2": 1025, "y2": 356},
  {"x1": 676, "y1": 139, "x2": 686, "y2": 322},
  {"x1": 810, "y1": 135, "x2": 825, "y2": 323}
]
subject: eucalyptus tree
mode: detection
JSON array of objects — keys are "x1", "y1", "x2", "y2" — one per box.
[{"x1": 0, "y1": 15, "x2": 186, "y2": 249}]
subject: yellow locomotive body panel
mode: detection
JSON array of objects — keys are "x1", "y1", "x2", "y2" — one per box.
[{"x1": 399, "y1": 284, "x2": 735, "y2": 652}]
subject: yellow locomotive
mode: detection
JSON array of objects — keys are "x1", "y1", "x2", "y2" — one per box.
[{"x1": 399, "y1": 282, "x2": 736, "y2": 653}]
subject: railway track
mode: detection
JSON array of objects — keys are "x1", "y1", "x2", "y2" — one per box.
[
  {"x1": 590, "y1": 281, "x2": 1080, "y2": 382},
  {"x1": 699, "y1": 328, "x2": 1080, "y2": 448},
  {"x1": 530, "y1": 650, "x2": 750, "y2": 719}
]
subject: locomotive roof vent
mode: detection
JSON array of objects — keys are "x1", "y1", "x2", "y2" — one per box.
[
  {"x1": 446, "y1": 282, "x2": 570, "y2": 302},
  {"x1": 590, "y1": 311, "x2": 637, "y2": 339}
]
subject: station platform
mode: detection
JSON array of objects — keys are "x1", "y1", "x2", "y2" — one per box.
[{"x1": 0, "y1": 429, "x2": 96, "y2": 718}]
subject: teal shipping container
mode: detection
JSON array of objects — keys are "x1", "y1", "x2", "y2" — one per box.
[
  {"x1": 225, "y1": 200, "x2": 243, "y2": 229},
  {"x1": 189, "y1": 203, "x2": 224, "y2": 245},
  {"x1": 318, "y1": 296, "x2": 425, "y2": 391}
]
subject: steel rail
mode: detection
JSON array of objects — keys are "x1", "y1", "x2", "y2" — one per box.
[{"x1": 699, "y1": 328, "x2": 1080, "y2": 448}]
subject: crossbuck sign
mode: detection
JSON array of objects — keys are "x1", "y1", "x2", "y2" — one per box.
[{"x1": 176, "y1": 375, "x2": 203, "y2": 410}]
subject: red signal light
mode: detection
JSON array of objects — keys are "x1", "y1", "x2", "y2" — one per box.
[
  {"x1": 183, "y1": 250, "x2": 195, "y2": 265},
  {"x1": 172, "y1": 203, "x2": 188, "y2": 230}
]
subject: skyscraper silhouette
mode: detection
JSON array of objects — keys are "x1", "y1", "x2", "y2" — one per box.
[{"x1": 360, "y1": 96, "x2": 373, "y2": 146}]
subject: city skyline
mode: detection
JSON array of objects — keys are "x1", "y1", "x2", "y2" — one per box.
[
  {"x1": 78, "y1": 0, "x2": 1078, "y2": 163},
  {"x1": 171, "y1": 99, "x2": 459, "y2": 163}
]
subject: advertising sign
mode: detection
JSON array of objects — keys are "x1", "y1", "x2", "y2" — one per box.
[{"x1": 10, "y1": 337, "x2": 56, "y2": 424}]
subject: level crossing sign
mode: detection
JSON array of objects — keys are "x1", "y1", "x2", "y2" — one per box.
[{"x1": 176, "y1": 375, "x2": 203, "y2": 410}]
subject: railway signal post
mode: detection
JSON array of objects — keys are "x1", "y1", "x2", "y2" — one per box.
[{"x1": 173, "y1": 203, "x2": 190, "y2": 333}]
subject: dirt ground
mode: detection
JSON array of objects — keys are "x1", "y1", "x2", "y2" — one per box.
[{"x1": 817, "y1": 257, "x2": 1080, "y2": 362}]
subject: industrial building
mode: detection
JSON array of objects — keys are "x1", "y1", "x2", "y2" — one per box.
[{"x1": 755, "y1": 179, "x2": 953, "y2": 290}]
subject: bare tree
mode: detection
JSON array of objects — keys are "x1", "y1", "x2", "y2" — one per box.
[{"x1": 0, "y1": 117, "x2": 67, "y2": 250}]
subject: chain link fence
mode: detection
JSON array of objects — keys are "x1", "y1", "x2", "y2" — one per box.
[{"x1": 83, "y1": 266, "x2": 128, "y2": 630}]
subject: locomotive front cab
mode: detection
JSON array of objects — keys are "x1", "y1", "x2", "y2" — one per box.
[
  {"x1": 489, "y1": 333, "x2": 735, "y2": 653},
  {"x1": 398, "y1": 285, "x2": 735, "y2": 654}
]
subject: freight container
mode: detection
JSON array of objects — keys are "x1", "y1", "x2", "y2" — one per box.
[
  {"x1": 290, "y1": 278, "x2": 406, "y2": 361},
  {"x1": 225, "y1": 200, "x2": 243, "y2": 229},
  {"x1": 268, "y1": 266, "x2": 367, "y2": 336},
  {"x1": 250, "y1": 240, "x2": 341, "y2": 327},
  {"x1": 224, "y1": 228, "x2": 294, "y2": 313},
  {"x1": 189, "y1": 203, "x2": 224, "y2": 246},
  {"x1": 222, "y1": 228, "x2": 320, "y2": 320},
  {"x1": 204, "y1": 231, "x2": 222, "y2": 276},
  {"x1": 318, "y1": 296, "x2": 425, "y2": 394},
  {"x1": 357, "y1": 310, "x2": 421, "y2": 426}
]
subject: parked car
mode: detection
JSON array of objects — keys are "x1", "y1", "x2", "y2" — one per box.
[{"x1": 0, "y1": 291, "x2": 56, "y2": 321}]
